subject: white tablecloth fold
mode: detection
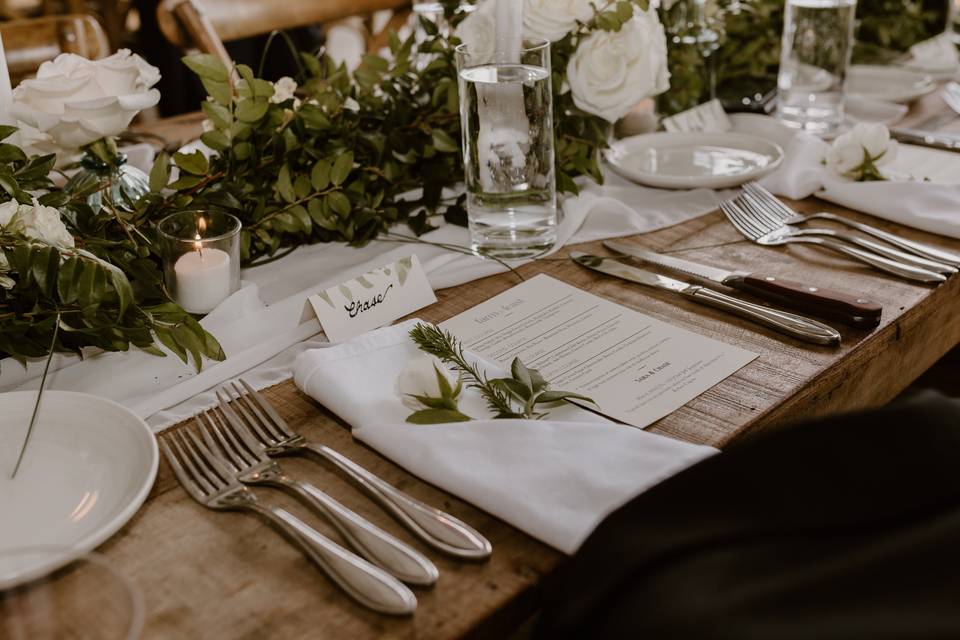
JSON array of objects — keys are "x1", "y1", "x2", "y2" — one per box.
[{"x1": 292, "y1": 319, "x2": 717, "y2": 554}]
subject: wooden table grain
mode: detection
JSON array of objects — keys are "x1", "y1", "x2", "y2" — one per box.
[{"x1": 112, "y1": 106, "x2": 960, "y2": 639}]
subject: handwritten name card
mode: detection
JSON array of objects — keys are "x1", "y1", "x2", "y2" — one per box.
[{"x1": 309, "y1": 255, "x2": 436, "y2": 343}]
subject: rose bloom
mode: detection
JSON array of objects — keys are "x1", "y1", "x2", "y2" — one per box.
[
  {"x1": 825, "y1": 122, "x2": 898, "y2": 177},
  {"x1": 10, "y1": 49, "x2": 160, "y2": 156},
  {"x1": 0, "y1": 199, "x2": 75, "y2": 249},
  {"x1": 523, "y1": 0, "x2": 594, "y2": 42},
  {"x1": 456, "y1": 0, "x2": 497, "y2": 64},
  {"x1": 566, "y1": 9, "x2": 670, "y2": 123},
  {"x1": 395, "y1": 354, "x2": 458, "y2": 411}
]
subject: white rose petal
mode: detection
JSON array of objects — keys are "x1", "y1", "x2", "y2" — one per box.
[
  {"x1": 0, "y1": 200, "x2": 19, "y2": 227},
  {"x1": 566, "y1": 10, "x2": 671, "y2": 123},
  {"x1": 18, "y1": 200, "x2": 75, "y2": 249},
  {"x1": 271, "y1": 76, "x2": 298, "y2": 104},
  {"x1": 825, "y1": 122, "x2": 897, "y2": 177},
  {"x1": 523, "y1": 0, "x2": 594, "y2": 42},
  {"x1": 395, "y1": 354, "x2": 457, "y2": 411},
  {"x1": 456, "y1": 0, "x2": 497, "y2": 65},
  {"x1": 10, "y1": 49, "x2": 160, "y2": 158}
]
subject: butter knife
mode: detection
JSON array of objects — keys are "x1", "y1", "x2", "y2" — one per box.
[
  {"x1": 603, "y1": 240, "x2": 882, "y2": 328},
  {"x1": 889, "y1": 128, "x2": 960, "y2": 153},
  {"x1": 571, "y1": 252, "x2": 841, "y2": 347}
]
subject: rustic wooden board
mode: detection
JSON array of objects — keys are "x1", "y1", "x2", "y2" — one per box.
[{"x1": 107, "y1": 111, "x2": 960, "y2": 638}]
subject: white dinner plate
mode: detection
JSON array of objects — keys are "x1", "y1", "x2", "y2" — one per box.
[
  {"x1": 848, "y1": 65, "x2": 936, "y2": 104},
  {"x1": 605, "y1": 132, "x2": 784, "y2": 190},
  {"x1": 0, "y1": 391, "x2": 157, "y2": 589}
]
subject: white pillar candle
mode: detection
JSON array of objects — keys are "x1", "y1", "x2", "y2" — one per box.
[{"x1": 173, "y1": 247, "x2": 232, "y2": 314}]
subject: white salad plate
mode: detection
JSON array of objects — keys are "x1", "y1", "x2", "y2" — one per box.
[
  {"x1": 0, "y1": 391, "x2": 157, "y2": 589},
  {"x1": 848, "y1": 65, "x2": 936, "y2": 104},
  {"x1": 606, "y1": 131, "x2": 784, "y2": 190}
]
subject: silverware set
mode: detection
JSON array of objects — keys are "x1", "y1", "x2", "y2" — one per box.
[
  {"x1": 161, "y1": 380, "x2": 492, "y2": 616},
  {"x1": 573, "y1": 183, "x2": 960, "y2": 346}
]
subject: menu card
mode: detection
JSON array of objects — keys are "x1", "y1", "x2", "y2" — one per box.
[{"x1": 440, "y1": 274, "x2": 756, "y2": 429}]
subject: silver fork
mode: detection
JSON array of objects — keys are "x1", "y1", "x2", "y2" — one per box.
[
  {"x1": 159, "y1": 428, "x2": 417, "y2": 615},
  {"x1": 738, "y1": 189, "x2": 955, "y2": 276},
  {"x1": 217, "y1": 380, "x2": 493, "y2": 561},
  {"x1": 195, "y1": 409, "x2": 438, "y2": 586},
  {"x1": 721, "y1": 198, "x2": 946, "y2": 283},
  {"x1": 743, "y1": 182, "x2": 960, "y2": 268}
]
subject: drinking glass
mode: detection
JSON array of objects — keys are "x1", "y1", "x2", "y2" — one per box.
[
  {"x1": 776, "y1": 0, "x2": 857, "y2": 136},
  {"x1": 658, "y1": 0, "x2": 723, "y2": 115},
  {"x1": 157, "y1": 210, "x2": 241, "y2": 315},
  {"x1": 456, "y1": 39, "x2": 558, "y2": 260},
  {"x1": 0, "y1": 547, "x2": 144, "y2": 639}
]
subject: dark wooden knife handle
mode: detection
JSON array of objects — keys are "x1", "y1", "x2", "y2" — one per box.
[{"x1": 740, "y1": 273, "x2": 883, "y2": 327}]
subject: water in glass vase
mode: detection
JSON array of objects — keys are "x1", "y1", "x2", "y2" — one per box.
[
  {"x1": 459, "y1": 63, "x2": 557, "y2": 259},
  {"x1": 776, "y1": 0, "x2": 856, "y2": 136}
]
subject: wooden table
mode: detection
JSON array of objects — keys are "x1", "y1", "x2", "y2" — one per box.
[{"x1": 112, "y1": 108, "x2": 960, "y2": 638}]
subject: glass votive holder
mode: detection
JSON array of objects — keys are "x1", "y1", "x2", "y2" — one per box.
[{"x1": 157, "y1": 210, "x2": 241, "y2": 315}]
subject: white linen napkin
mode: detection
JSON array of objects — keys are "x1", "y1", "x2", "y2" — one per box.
[
  {"x1": 292, "y1": 319, "x2": 717, "y2": 554},
  {"x1": 756, "y1": 125, "x2": 960, "y2": 238}
]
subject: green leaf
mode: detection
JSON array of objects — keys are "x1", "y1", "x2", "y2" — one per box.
[
  {"x1": 328, "y1": 191, "x2": 351, "y2": 217},
  {"x1": 201, "y1": 77, "x2": 232, "y2": 105},
  {"x1": 200, "y1": 130, "x2": 230, "y2": 152},
  {"x1": 0, "y1": 125, "x2": 18, "y2": 142},
  {"x1": 201, "y1": 100, "x2": 232, "y2": 129},
  {"x1": 330, "y1": 151, "x2": 354, "y2": 186},
  {"x1": 236, "y1": 97, "x2": 269, "y2": 123},
  {"x1": 173, "y1": 150, "x2": 209, "y2": 176},
  {"x1": 182, "y1": 53, "x2": 229, "y2": 82},
  {"x1": 276, "y1": 165, "x2": 296, "y2": 203},
  {"x1": 168, "y1": 175, "x2": 204, "y2": 190},
  {"x1": 431, "y1": 129, "x2": 459, "y2": 153},
  {"x1": 0, "y1": 143, "x2": 26, "y2": 163},
  {"x1": 406, "y1": 408, "x2": 472, "y2": 424},
  {"x1": 511, "y1": 358, "x2": 533, "y2": 391},
  {"x1": 536, "y1": 390, "x2": 594, "y2": 404},
  {"x1": 310, "y1": 159, "x2": 331, "y2": 191},
  {"x1": 149, "y1": 151, "x2": 170, "y2": 192}
]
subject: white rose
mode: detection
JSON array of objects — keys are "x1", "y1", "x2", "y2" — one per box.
[
  {"x1": 566, "y1": 10, "x2": 671, "y2": 123},
  {"x1": 1, "y1": 199, "x2": 75, "y2": 249},
  {"x1": 456, "y1": 0, "x2": 497, "y2": 65},
  {"x1": 271, "y1": 76, "x2": 298, "y2": 104},
  {"x1": 523, "y1": 0, "x2": 594, "y2": 42},
  {"x1": 10, "y1": 49, "x2": 160, "y2": 156},
  {"x1": 395, "y1": 354, "x2": 458, "y2": 411},
  {"x1": 825, "y1": 122, "x2": 897, "y2": 177}
]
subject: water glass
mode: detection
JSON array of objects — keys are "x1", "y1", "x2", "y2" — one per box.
[
  {"x1": 456, "y1": 39, "x2": 558, "y2": 260},
  {"x1": 157, "y1": 210, "x2": 241, "y2": 315},
  {"x1": 776, "y1": 0, "x2": 857, "y2": 136}
]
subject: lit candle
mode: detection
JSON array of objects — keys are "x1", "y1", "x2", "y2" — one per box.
[{"x1": 173, "y1": 221, "x2": 232, "y2": 314}]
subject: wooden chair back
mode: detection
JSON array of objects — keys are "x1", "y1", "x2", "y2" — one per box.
[
  {"x1": 0, "y1": 14, "x2": 110, "y2": 85},
  {"x1": 156, "y1": 0, "x2": 410, "y2": 65}
]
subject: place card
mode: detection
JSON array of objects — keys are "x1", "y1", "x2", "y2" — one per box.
[
  {"x1": 309, "y1": 255, "x2": 436, "y2": 343},
  {"x1": 662, "y1": 98, "x2": 732, "y2": 133},
  {"x1": 440, "y1": 274, "x2": 756, "y2": 430}
]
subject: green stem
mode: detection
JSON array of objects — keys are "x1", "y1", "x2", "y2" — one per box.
[{"x1": 11, "y1": 312, "x2": 61, "y2": 478}]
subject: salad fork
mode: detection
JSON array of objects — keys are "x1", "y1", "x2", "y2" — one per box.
[
  {"x1": 195, "y1": 409, "x2": 438, "y2": 586},
  {"x1": 216, "y1": 380, "x2": 492, "y2": 561},
  {"x1": 159, "y1": 429, "x2": 417, "y2": 615},
  {"x1": 721, "y1": 199, "x2": 946, "y2": 283},
  {"x1": 742, "y1": 182, "x2": 960, "y2": 268}
]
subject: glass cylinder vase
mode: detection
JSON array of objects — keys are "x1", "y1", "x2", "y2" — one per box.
[{"x1": 157, "y1": 210, "x2": 241, "y2": 315}]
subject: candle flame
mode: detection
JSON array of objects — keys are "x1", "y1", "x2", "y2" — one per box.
[{"x1": 195, "y1": 215, "x2": 206, "y2": 259}]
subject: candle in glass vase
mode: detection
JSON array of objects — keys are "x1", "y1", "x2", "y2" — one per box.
[{"x1": 174, "y1": 241, "x2": 231, "y2": 314}]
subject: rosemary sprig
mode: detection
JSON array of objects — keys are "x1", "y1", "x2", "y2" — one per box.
[{"x1": 409, "y1": 322, "x2": 593, "y2": 421}]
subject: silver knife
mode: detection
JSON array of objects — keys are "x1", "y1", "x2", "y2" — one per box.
[
  {"x1": 570, "y1": 252, "x2": 841, "y2": 347},
  {"x1": 603, "y1": 239, "x2": 883, "y2": 328},
  {"x1": 889, "y1": 127, "x2": 960, "y2": 153}
]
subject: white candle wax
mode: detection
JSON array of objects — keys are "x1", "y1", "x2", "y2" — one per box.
[
  {"x1": 0, "y1": 32, "x2": 13, "y2": 122},
  {"x1": 174, "y1": 247, "x2": 232, "y2": 314}
]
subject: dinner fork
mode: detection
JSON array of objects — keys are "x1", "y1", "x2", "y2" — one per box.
[
  {"x1": 721, "y1": 198, "x2": 947, "y2": 283},
  {"x1": 217, "y1": 380, "x2": 493, "y2": 561},
  {"x1": 742, "y1": 182, "x2": 960, "y2": 268},
  {"x1": 159, "y1": 429, "x2": 417, "y2": 615},
  {"x1": 737, "y1": 191, "x2": 955, "y2": 276},
  {"x1": 195, "y1": 409, "x2": 438, "y2": 586}
]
